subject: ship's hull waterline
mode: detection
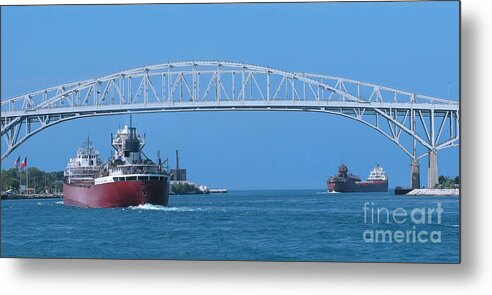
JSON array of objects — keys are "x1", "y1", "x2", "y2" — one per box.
[
  {"x1": 327, "y1": 180, "x2": 388, "y2": 193},
  {"x1": 63, "y1": 180, "x2": 169, "y2": 208}
]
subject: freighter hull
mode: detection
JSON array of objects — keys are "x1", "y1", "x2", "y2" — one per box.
[
  {"x1": 63, "y1": 180, "x2": 169, "y2": 208},
  {"x1": 327, "y1": 180, "x2": 388, "y2": 193},
  {"x1": 328, "y1": 180, "x2": 357, "y2": 192},
  {"x1": 355, "y1": 181, "x2": 388, "y2": 192}
]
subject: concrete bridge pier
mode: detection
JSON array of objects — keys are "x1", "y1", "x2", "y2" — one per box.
[
  {"x1": 427, "y1": 149, "x2": 439, "y2": 189},
  {"x1": 410, "y1": 160, "x2": 420, "y2": 189}
]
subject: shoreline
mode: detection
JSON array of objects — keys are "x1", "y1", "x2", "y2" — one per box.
[
  {"x1": 1, "y1": 188, "x2": 460, "y2": 200},
  {"x1": 1, "y1": 194, "x2": 63, "y2": 200}
]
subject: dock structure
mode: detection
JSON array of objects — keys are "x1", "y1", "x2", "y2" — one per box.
[
  {"x1": 209, "y1": 189, "x2": 228, "y2": 194},
  {"x1": 405, "y1": 188, "x2": 459, "y2": 197}
]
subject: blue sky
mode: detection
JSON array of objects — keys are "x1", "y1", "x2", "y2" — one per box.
[{"x1": 1, "y1": 2, "x2": 459, "y2": 189}]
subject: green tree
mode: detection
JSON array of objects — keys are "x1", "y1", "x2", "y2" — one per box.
[
  {"x1": 437, "y1": 175, "x2": 459, "y2": 189},
  {"x1": 1, "y1": 167, "x2": 64, "y2": 193}
]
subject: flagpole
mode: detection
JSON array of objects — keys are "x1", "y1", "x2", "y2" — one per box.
[{"x1": 26, "y1": 167, "x2": 29, "y2": 195}]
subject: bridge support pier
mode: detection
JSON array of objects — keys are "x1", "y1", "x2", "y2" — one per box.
[
  {"x1": 427, "y1": 150, "x2": 439, "y2": 189},
  {"x1": 410, "y1": 160, "x2": 420, "y2": 189}
]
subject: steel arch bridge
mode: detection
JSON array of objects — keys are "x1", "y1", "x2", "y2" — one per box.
[{"x1": 1, "y1": 61, "x2": 459, "y2": 188}]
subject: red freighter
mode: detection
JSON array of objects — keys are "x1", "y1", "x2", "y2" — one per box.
[
  {"x1": 327, "y1": 164, "x2": 388, "y2": 193},
  {"x1": 63, "y1": 125, "x2": 170, "y2": 208}
]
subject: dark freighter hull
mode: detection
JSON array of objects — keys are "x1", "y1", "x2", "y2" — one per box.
[
  {"x1": 328, "y1": 180, "x2": 388, "y2": 193},
  {"x1": 63, "y1": 180, "x2": 169, "y2": 208}
]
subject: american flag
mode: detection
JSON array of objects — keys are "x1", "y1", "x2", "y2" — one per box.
[{"x1": 14, "y1": 156, "x2": 20, "y2": 169}]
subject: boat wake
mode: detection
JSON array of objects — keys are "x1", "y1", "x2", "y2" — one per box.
[
  {"x1": 316, "y1": 191, "x2": 340, "y2": 194},
  {"x1": 127, "y1": 204, "x2": 203, "y2": 212}
]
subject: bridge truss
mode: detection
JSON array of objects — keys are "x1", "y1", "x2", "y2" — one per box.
[{"x1": 1, "y1": 61, "x2": 459, "y2": 187}]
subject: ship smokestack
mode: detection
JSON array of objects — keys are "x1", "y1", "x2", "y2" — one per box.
[{"x1": 176, "y1": 149, "x2": 179, "y2": 180}]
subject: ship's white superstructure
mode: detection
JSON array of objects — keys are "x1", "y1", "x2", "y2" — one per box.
[
  {"x1": 367, "y1": 164, "x2": 387, "y2": 181},
  {"x1": 64, "y1": 139, "x2": 102, "y2": 184}
]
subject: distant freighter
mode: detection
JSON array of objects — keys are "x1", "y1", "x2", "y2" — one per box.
[
  {"x1": 327, "y1": 164, "x2": 388, "y2": 193},
  {"x1": 63, "y1": 125, "x2": 170, "y2": 208}
]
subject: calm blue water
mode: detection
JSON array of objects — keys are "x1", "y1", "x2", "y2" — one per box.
[{"x1": 1, "y1": 190, "x2": 459, "y2": 263}]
